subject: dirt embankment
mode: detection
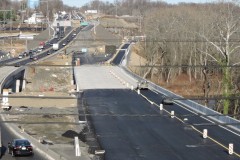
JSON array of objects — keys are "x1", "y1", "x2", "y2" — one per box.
[{"x1": 8, "y1": 53, "x2": 81, "y2": 145}]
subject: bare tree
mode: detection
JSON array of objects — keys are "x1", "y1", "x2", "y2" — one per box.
[{"x1": 198, "y1": 2, "x2": 240, "y2": 114}]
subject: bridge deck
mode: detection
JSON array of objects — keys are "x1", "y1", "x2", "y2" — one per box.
[{"x1": 74, "y1": 65, "x2": 137, "y2": 90}]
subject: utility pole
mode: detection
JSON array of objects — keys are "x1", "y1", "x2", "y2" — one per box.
[
  {"x1": 10, "y1": 9, "x2": 12, "y2": 52},
  {"x1": 39, "y1": 0, "x2": 50, "y2": 38}
]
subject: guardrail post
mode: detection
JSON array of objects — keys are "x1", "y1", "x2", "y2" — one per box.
[
  {"x1": 131, "y1": 86, "x2": 134, "y2": 90},
  {"x1": 137, "y1": 89, "x2": 140, "y2": 95},
  {"x1": 16, "y1": 79, "x2": 20, "y2": 93},
  {"x1": 74, "y1": 136, "x2": 81, "y2": 157},
  {"x1": 159, "y1": 104, "x2": 163, "y2": 110},
  {"x1": 171, "y1": 111, "x2": 175, "y2": 118},
  {"x1": 22, "y1": 79, "x2": 26, "y2": 91},
  {"x1": 229, "y1": 143, "x2": 234, "y2": 155},
  {"x1": 203, "y1": 129, "x2": 208, "y2": 138}
]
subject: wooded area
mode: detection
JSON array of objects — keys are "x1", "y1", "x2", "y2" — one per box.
[{"x1": 134, "y1": 1, "x2": 240, "y2": 117}]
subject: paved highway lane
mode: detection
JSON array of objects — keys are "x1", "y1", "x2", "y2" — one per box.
[
  {"x1": 81, "y1": 89, "x2": 239, "y2": 160},
  {"x1": 140, "y1": 90, "x2": 240, "y2": 156},
  {"x1": 112, "y1": 44, "x2": 130, "y2": 65}
]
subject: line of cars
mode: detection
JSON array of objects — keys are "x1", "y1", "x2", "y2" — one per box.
[
  {"x1": 18, "y1": 49, "x2": 38, "y2": 61},
  {"x1": 17, "y1": 41, "x2": 55, "y2": 61}
]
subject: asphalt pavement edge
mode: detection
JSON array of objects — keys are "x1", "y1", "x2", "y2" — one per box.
[{"x1": 0, "y1": 113, "x2": 67, "y2": 160}]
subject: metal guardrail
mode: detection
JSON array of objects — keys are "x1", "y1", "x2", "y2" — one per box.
[{"x1": 119, "y1": 43, "x2": 240, "y2": 133}]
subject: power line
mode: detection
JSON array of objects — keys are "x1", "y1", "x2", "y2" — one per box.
[
  {"x1": 0, "y1": 113, "x2": 238, "y2": 126},
  {"x1": 2, "y1": 64, "x2": 240, "y2": 68},
  {"x1": 130, "y1": 65, "x2": 240, "y2": 68},
  {"x1": 0, "y1": 111, "x2": 239, "y2": 118}
]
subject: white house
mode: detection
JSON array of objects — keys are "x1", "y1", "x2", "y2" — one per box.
[
  {"x1": 85, "y1": 10, "x2": 98, "y2": 14},
  {"x1": 24, "y1": 12, "x2": 45, "y2": 24}
]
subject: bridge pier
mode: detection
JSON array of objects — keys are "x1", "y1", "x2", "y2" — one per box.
[
  {"x1": 22, "y1": 79, "x2": 26, "y2": 91},
  {"x1": 15, "y1": 79, "x2": 20, "y2": 93}
]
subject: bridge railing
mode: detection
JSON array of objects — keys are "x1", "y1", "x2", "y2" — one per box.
[{"x1": 119, "y1": 43, "x2": 240, "y2": 133}]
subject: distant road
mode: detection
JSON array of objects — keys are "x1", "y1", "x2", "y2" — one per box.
[{"x1": 111, "y1": 44, "x2": 130, "y2": 65}]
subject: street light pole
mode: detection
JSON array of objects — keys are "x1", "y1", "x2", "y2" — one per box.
[{"x1": 115, "y1": 4, "x2": 117, "y2": 33}]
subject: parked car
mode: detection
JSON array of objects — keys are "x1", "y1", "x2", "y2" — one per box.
[
  {"x1": 8, "y1": 139, "x2": 33, "y2": 157},
  {"x1": 136, "y1": 80, "x2": 148, "y2": 90},
  {"x1": 162, "y1": 96, "x2": 174, "y2": 105}
]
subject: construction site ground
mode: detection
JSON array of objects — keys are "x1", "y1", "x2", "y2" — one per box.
[
  {"x1": 5, "y1": 22, "x2": 126, "y2": 159},
  {"x1": 7, "y1": 52, "x2": 93, "y2": 159}
]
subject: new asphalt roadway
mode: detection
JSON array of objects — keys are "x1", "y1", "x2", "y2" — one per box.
[{"x1": 80, "y1": 89, "x2": 240, "y2": 160}]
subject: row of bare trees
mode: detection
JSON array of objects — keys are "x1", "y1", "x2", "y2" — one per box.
[
  {"x1": 80, "y1": 0, "x2": 167, "y2": 16},
  {"x1": 140, "y1": 2, "x2": 240, "y2": 116}
]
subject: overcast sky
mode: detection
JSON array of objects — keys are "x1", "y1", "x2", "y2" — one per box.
[{"x1": 61, "y1": 0, "x2": 209, "y2": 7}]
